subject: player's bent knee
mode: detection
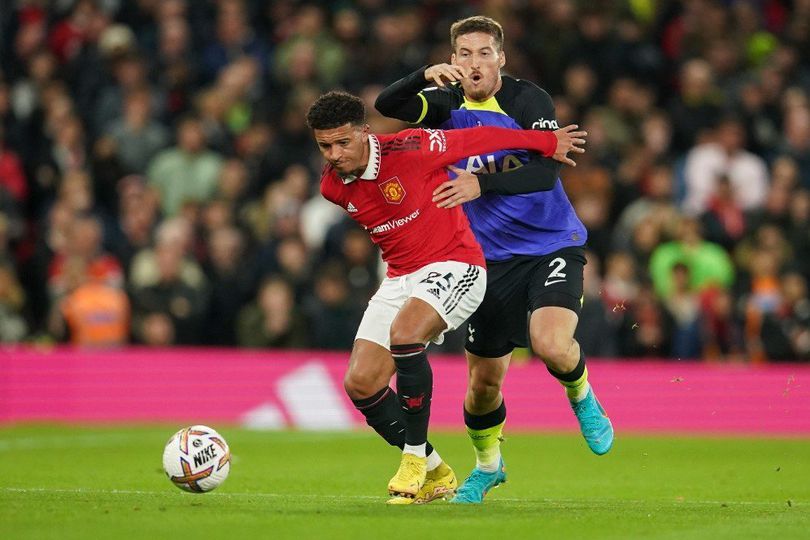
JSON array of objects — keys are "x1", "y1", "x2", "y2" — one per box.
[
  {"x1": 467, "y1": 384, "x2": 501, "y2": 411},
  {"x1": 469, "y1": 377, "x2": 502, "y2": 401},
  {"x1": 389, "y1": 327, "x2": 426, "y2": 347},
  {"x1": 532, "y1": 333, "x2": 570, "y2": 367},
  {"x1": 343, "y1": 369, "x2": 387, "y2": 400}
]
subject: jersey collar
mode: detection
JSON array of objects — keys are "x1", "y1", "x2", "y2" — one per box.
[{"x1": 341, "y1": 134, "x2": 381, "y2": 184}]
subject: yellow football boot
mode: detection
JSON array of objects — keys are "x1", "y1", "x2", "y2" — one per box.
[
  {"x1": 414, "y1": 461, "x2": 457, "y2": 504},
  {"x1": 386, "y1": 453, "x2": 427, "y2": 504}
]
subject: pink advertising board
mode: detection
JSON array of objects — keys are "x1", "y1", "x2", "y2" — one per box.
[{"x1": 1, "y1": 347, "x2": 808, "y2": 435}]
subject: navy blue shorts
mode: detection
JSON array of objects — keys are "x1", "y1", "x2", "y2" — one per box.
[{"x1": 464, "y1": 247, "x2": 585, "y2": 358}]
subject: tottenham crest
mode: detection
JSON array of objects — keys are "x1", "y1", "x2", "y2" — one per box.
[{"x1": 379, "y1": 177, "x2": 406, "y2": 204}]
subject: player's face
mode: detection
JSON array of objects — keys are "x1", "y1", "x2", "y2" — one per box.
[
  {"x1": 452, "y1": 32, "x2": 505, "y2": 101},
  {"x1": 313, "y1": 123, "x2": 369, "y2": 176}
]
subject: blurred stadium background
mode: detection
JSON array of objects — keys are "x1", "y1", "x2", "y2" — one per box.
[
  {"x1": 1, "y1": 1, "x2": 810, "y2": 537},
  {"x1": 0, "y1": 0, "x2": 807, "y2": 359}
]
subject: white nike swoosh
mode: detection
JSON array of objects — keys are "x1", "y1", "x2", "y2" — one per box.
[{"x1": 544, "y1": 279, "x2": 566, "y2": 286}]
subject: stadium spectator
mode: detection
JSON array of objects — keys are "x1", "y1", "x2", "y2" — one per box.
[
  {"x1": 0, "y1": 126, "x2": 28, "y2": 243},
  {"x1": 129, "y1": 224, "x2": 209, "y2": 346},
  {"x1": 201, "y1": 0, "x2": 269, "y2": 84},
  {"x1": 769, "y1": 270, "x2": 810, "y2": 361},
  {"x1": 667, "y1": 59, "x2": 724, "y2": 154},
  {"x1": 93, "y1": 52, "x2": 162, "y2": 136},
  {"x1": 202, "y1": 225, "x2": 255, "y2": 346},
  {"x1": 778, "y1": 105, "x2": 810, "y2": 189},
  {"x1": 107, "y1": 175, "x2": 160, "y2": 274},
  {"x1": 49, "y1": 255, "x2": 129, "y2": 348},
  {"x1": 0, "y1": 260, "x2": 28, "y2": 342},
  {"x1": 618, "y1": 281, "x2": 673, "y2": 358},
  {"x1": 699, "y1": 175, "x2": 748, "y2": 251},
  {"x1": 682, "y1": 117, "x2": 769, "y2": 216},
  {"x1": 649, "y1": 216, "x2": 735, "y2": 299},
  {"x1": 663, "y1": 262, "x2": 703, "y2": 359},
  {"x1": 575, "y1": 250, "x2": 618, "y2": 358},
  {"x1": 700, "y1": 286, "x2": 745, "y2": 362},
  {"x1": 786, "y1": 189, "x2": 810, "y2": 280},
  {"x1": 236, "y1": 275, "x2": 307, "y2": 349},
  {"x1": 153, "y1": 15, "x2": 198, "y2": 121},
  {"x1": 147, "y1": 115, "x2": 223, "y2": 217},
  {"x1": 47, "y1": 214, "x2": 122, "y2": 300},
  {"x1": 128, "y1": 216, "x2": 201, "y2": 284},
  {"x1": 742, "y1": 247, "x2": 785, "y2": 362},
  {"x1": 107, "y1": 86, "x2": 170, "y2": 175}
]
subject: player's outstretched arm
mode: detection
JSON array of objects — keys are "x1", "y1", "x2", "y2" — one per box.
[
  {"x1": 430, "y1": 125, "x2": 587, "y2": 208},
  {"x1": 552, "y1": 124, "x2": 587, "y2": 167}
]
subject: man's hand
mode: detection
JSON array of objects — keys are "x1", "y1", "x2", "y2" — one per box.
[
  {"x1": 424, "y1": 63, "x2": 469, "y2": 87},
  {"x1": 433, "y1": 165, "x2": 481, "y2": 208},
  {"x1": 552, "y1": 124, "x2": 587, "y2": 166}
]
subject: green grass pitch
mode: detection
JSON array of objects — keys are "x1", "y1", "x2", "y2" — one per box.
[{"x1": 1, "y1": 425, "x2": 808, "y2": 539}]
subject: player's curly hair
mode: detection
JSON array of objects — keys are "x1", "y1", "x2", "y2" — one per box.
[
  {"x1": 306, "y1": 91, "x2": 366, "y2": 130},
  {"x1": 450, "y1": 16, "x2": 504, "y2": 52}
]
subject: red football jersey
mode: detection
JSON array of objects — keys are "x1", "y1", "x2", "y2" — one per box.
[{"x1": 320, "y1": 126, "x2": 557, "y2": 277}]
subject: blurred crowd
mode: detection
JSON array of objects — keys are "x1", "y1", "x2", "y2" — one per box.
[{"x1": 0, "y1": 0, "x2": 808, "y2": 362}]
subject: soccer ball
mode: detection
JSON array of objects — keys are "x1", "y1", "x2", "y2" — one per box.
[{"x1": 162, "y1": 425, "x2": 231, "y2": 493}]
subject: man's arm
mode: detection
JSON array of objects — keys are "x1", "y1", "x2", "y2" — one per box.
[
  {"x1": 433, "y1": 151, "x2": 562, "y2": 208},
  {"x1": 375, "y1": 67, "x2": 430, "y2": 122},
  {"x1": 478, "y1": 158, "x2": 560, "y2": 193},
  {"x1": 419, "y1": 125, "x2": 585, "y2": 172},
  {"x1": 375, "y1": 65, "x2": 462, "y2": 126},
  {"x1": 433, "y1": 83, "x2": 568, "y2": 207}
]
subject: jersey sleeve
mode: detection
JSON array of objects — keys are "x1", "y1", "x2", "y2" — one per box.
[
  {"x1": 418, "y1": 126, "x2": 556, "y2": 171},
  {"x1": 476, "y1": 83, "x2": 563, "y2": 195},
  {"x1": 318, "y1": 169, "x2": 340, "y2": 206},
  {"x1": 374, "y1": 66, "x2": 453, "y2": 127},
  {"x1": 415, "y1": 87, "x2": 455, "y2": 127}
]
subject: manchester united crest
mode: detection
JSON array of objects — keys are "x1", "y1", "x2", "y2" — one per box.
[{"x1": 379, "y1": 177, "x2": 406, "y2": 204}]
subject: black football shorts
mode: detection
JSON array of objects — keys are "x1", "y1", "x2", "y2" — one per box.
[{"x1": 464, "y1": 246, "x2": 586, "y2": 358}]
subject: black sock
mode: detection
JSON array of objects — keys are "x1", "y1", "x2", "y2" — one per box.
[
  {"x1": 464, "y1": 399, "x2": 507, "y2": 430},
  {"x1": 547, "y1": 349, "x2": 586, "y2": 382},
  {"x1": 390, "y1": 343, "x2": 432, "y2": 447},
  {"x1": 351, "y1": 386, "x2": 434, "y2": 455}
]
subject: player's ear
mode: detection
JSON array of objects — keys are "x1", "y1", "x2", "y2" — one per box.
[
  {"x1": 362, "y1": 123, "x2": 370, "y2": 134},
  {"x1": 499, "y1": 50, "x2": 506, "y2": 69},
  {"x1": 451, "y1": 52, "x2": 456, "y2": 64}
]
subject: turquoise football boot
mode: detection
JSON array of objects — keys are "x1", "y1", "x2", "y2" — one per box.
[
  {"x1": 450, "y1": 458, "x2": 507, "y2": 504},
  {"x1": 572, "y1": 388, "x2": 614, "y2": 455}
]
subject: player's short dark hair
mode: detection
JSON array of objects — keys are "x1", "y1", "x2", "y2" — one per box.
[
  {"x1": 305, "y1": 91, "x2": 366, "y2": 130},
  {"x1": 450, "y1": 16, "x2": 504, "y2": 52}
]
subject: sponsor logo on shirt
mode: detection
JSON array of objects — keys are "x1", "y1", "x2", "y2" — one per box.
[
  {"x1": 531, "y1": 118, "x2": 559, "y2": 130},
  {"x1": 464, "y1": 153, "x2": 524, "y2": 174},
  {"x1": 347, "y1": 202, "x2": 358, "y2": 213},
  {"x1": 370, "y1": 209, "x2": 420, "y2": 235},
  {"x1": 424, "y1": 129, "x2": 447, "y2": 152},
  {"x1": 379, "y1": 176, "x2": 406, "y2": 204}
]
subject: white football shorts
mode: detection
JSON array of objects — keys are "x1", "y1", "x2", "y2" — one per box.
[{"x1": 356, "y1": 261, "x2": 486, "y2": 349}]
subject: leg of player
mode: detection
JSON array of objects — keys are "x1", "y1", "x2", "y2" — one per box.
[
  {"x1": 385, "y1": 297, "x2": 447, "y2": 503},
  {"x1": 450, "y1": 352, "x2": 509, "y2": 504},
  {"x1": 344, "y1": 339, "x2": 452, "y2": 503},
  {"x1": 530, "y1": 306, "x2": 614, "y2": 455}
]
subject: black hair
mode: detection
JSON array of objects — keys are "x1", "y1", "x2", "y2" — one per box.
[{"x1": 305, "y1": 91, "x2": 366, "y2": 130}]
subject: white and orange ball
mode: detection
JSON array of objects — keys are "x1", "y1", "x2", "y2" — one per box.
[{"x1": 162, "y1": 425, "x2": 231, "y2": 493}]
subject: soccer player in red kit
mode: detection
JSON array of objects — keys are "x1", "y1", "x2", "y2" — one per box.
[{"x1": 306, "y1": 91, "x2": 586, "y2": 504}]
